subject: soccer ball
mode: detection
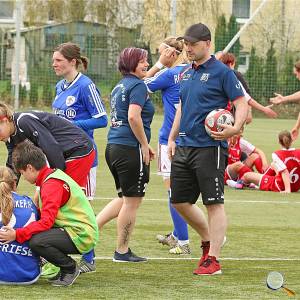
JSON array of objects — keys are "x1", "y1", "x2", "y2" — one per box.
[{"x1": 205, "y1": 109, "x2": 234, "y2": 136}]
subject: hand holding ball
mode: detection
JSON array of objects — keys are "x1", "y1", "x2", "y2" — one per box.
[{"x1": 205, "y1": 109, "x2": 234, "y2": 137}]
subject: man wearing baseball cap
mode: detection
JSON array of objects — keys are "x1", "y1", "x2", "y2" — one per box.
[{"x1": 168, "y1": 23, "x2": 248, "y2": 275}]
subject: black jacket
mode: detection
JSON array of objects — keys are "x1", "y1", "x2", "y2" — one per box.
[{"x1": 6, "y1": 111, "x2": 93, "y2": 171}]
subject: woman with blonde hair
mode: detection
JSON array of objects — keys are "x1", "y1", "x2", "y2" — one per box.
[
  {"x1": 144, "y1": 37, "x2": 194, "y2": 255},
  {"x1": 0, "y1": 166, "x2": 40, "y2": 284}
]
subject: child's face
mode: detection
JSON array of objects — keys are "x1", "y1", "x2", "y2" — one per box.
[
  {"x1": 0, "y1": 118, "x2": 12, "y2": 142},
  {"x1": 19, "y1": 165, "x2": 39, "y2": 184}
]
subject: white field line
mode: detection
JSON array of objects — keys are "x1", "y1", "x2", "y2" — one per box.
[
  {"x1": 93, "y1": 256, "x2": 300, "y2": 261},
  {"x1": 93, "y1": 197, "x2": 300, "y2": 205}
]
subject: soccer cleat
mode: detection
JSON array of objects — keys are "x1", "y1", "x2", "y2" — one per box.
[
  {"x1": 78, "y1": 259, "x2": 96, "y2": 273},
  {"x1": 48, "y1": 271, "x2": 61, "y2": 282},
  {"x1": 193, "y1": 255, "x2": 222, "y2": 276},
  {"x1": 156, "y1": 233, "x2": 177, "y2": 248},
  {"x1": 169, "y1": 243, "x2": 191, "y2": 255},
  {"x1": 51, "y1": 264, "x2": 81, "y2": 287},
  {"x1": 113, "y1": 248, "x2": 147, "y2": 263},
  {"x1": 41, "y1": 262, "x2": 60, "y2": 279}
]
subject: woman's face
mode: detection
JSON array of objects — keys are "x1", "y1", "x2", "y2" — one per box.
[
  {"x1": 132, "y1": 57, "x2": 149, "y2": 79},
  {"x1": 0, "y1": 118, "x2": 13, "y2": 142},
  {"x1": 293, "y1": 67, "x2": 300, "y2": 80},
  {"x1": 52, "y1": 51, "x2": 76, "y2": 78}
]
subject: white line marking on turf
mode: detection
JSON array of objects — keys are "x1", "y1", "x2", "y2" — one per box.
[
  {"x1": 94, "y1": 256, "x2": 300, "y2": 261},
  {"x1": 93, "y1": 197, "x2": 300, "y2": 205}
]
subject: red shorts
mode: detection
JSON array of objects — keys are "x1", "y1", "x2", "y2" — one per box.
[
  {"x1": 65, "y1": 149, "x2": 96, "y2": 189},
  {"x1": 259, "y1": 174, "x2": 284, "y2": 192}
]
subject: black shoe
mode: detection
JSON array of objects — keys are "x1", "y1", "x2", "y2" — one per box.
[
  {"x1": 48, "y1": 271, "x2": 61, "y2": 282},
  {"x1": 51, "y1": 265, "x2": 80, "y2": 287},
  {"x1": 113, "y1": 248, "x2": 147, "y2": 263}
]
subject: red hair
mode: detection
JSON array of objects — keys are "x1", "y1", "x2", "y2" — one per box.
[
  {"x1": 219, "y1": 53, "x2": 236, "y2": 67},
  {"x1": 118, "y1": 47, "x2": 148, "y2": 76}
]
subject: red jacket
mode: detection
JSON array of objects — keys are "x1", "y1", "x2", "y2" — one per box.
[{"x1": 16, "y1": 166, "x2": 70, "y2": 243}]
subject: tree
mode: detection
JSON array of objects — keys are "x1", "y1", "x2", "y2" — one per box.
[
  {"x1": 214, "y1": 14, "x2": 227, "y2": 52},
  {"x1": 245, "y1": 47, "x2": 265, "y2": 102},
  {"x1": 264, "y1": 40, "x2": 277, "y2": 100},
  {"x1": 227, "y1": 15, "x2": 240, "y2": 66}
]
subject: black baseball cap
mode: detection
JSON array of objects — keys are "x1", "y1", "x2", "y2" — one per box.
[{"x1": 177, "y1": 23, "x2": 211, "y2": 42}]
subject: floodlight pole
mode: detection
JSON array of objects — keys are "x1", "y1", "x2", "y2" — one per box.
[
  {"x1": 14, "y1": 0, "x2": 22, "y2": 110},
  {"x1": 223, "y1": 0, "x2": 268, "y2": 54},
  {"x1": 170, "y1": 0, "x2": 177, "y2": 36}
]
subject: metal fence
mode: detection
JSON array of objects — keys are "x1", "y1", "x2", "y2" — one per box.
[{"x1": 0, "y1": 0, "x2": 299, "y2": 117}]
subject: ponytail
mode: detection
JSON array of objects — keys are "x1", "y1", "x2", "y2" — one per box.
[
  {"x1": 278, "y1": 130, "x2": 293, "y2": 149},
  {"x1": 80, "y1": 56, "x2": 89, "y2": 71},
  {"x1": 0, "y1": 167, "x2": 16, "y2": 225}
]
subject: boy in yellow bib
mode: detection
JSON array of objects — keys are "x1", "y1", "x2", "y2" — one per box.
[{"x1": 0, "y1": 141, "x2": 98, "y2": 286}]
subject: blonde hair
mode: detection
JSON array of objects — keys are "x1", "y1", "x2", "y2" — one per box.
[
  {"x1": 0, "y1": 102, "x2": 14, "y2": 121},
  {"x1": 278, "y1": 130, "x2": 293, "y2": 149},
  {"x1": 0, "y1": 167, "x2": 16, "y2": 225},
  {"x1": 163, "y1": 37, "x2": 189, "y2": 67}
]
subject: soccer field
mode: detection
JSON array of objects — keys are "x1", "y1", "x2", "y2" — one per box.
[{"x1": 1, "y1": 116, "x2": 300, "y2": 299}]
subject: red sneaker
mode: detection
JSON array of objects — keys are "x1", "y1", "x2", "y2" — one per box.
[
  {"x1": 197, "y1": 241, "x2": 210, "y2": 267},
  {"x1": 193, "y1": 256, "x2": 222, "y2": 275}
]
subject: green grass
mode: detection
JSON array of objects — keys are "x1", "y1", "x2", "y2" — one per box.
[{"x1": 1, "y1": 116, "x2": 300, "y2": 299}]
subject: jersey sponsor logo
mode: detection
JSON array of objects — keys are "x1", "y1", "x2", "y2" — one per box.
[
  {"x1": 0, "y1": 243, "x2": 34, "y2": 257},
  {"x1": 181, "y1": 73, "x2": 191, "y2": 80},
  {"x1": 200, "y1": 73, "x2": 210, "y2": 82},
  {"x1": 66, "y1": 108, "x2": 77, "y2": 119},
  {"x1": 174, "y1": 74, "x2": 180, "y2": 84},
  {"x1": 66, "y1": 96, "x2": 76, "y2": 106}
]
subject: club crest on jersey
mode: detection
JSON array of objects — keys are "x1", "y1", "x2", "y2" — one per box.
[
  {"x1": 200, "y1": 73, "x2": 210, "y2": 82},
  {"x1": 66, "y1": 108, "x2": 77, "y2": 119},
  {"x1": 66, "y1": 96, "x2": 76, "y2": 106}
]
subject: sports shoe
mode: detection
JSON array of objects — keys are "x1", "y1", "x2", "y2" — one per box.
[
  {"x1": 51, "y1": 264, "x2": 81, "y2": 287},
  {"x1": 197, "y1": 241, "x2": 210, "y2": 267},
  {"x1": 156, "y1": 233, "x2": 177, "y2": 248},
  {"x1": 169, "y1": 243, "x2": 191, "y2": 255},
  {"x1": 193, "y1": 255, "x2": 222, "y2": 276},
  {"x1": 113, "y1": 248, "x2": 147, "y2": 263},
  {"x1": 235, "y1": 180, "x2": 244, "y2": 189},
  {"x1": 48, "y1": 271, "x2": 61, "y2": 282},
  {"x1": 41, "y1": 262, "x2": 60, "y2": 279},
  {"x1": 78, "y1": 259, "x2": 96, "y2": 273}
]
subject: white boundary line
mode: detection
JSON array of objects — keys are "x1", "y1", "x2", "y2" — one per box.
[
  {"x1": 93, "y1": 256, "x2": 300, "y2": 261},
  {"x1": 92, "y1": 197, "x2": 300, "y2": 205}
]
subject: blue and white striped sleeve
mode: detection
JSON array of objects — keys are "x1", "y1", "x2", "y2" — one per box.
[
  {"x1": 83, "y1": 82, "x2": 107, "y2": 118},
  {"x1": 144, "y1": 68, "x2": 172, "y2": 93}
]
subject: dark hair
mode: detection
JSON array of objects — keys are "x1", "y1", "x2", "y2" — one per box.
[
  {"x1": 278, "y1": 130, "x2": 293, "y2": 149},
  {"x1": 219, "y1": 53, "x2": 236, "y2": 67},
  {"x1": 54, "y1": 42, "x2": 89, "y2": 70},
  {"x1": 118, "y1": 47, "x2": 148, "y2": 76},
  {"x1": 294, "y1": 60, "x2": 300, "y2": 73},
  {"x1": 12, "y1": 141, "x2": 47, "y2": 171}
]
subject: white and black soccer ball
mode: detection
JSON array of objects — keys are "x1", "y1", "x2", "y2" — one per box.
[{"x1": 204, "y1": 109, "x2": 234, "y2": 136}]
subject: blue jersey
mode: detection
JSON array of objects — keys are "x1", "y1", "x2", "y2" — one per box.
[
  {"x1": 145, "y1": 64, "x2": 186, "y2": 145},
  {"x1": 179, "y1": 56, "x2": 245, "y2": 148},
  {"x1": 107, "y1": 74, "x2": 155, "y2": 147},
  {"x1": 0, "y1": 193, "x2": 40, "y2": 284},
  {"x1": 53, "y1": 73, "x2": 107, "y2": 167}
]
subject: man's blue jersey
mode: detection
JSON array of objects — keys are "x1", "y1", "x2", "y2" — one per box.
[
  {"x1": 145, "y1": 64, "x2": 186, "y2": 145},
  {"x1": 107, "y1": 74, "x2": 155, "y2": 147},
  {"x1": 53, "y1": 73, "x2": 107, "y2": 167},
  {"x1": 179, "y1": 56, "x2": 245, "y2": 148},
  {"x1": 0, "y1": 193, "x2": 40, "y2": 284}
]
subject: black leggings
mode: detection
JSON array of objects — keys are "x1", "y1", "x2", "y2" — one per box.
[{"x1": 29, "y1": 228, "x2": 80, "y2": 273}]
